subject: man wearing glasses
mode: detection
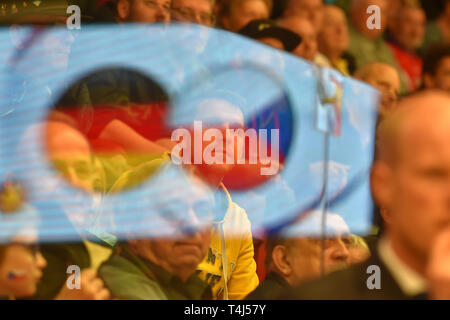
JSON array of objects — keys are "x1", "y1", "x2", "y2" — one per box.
[
  {"x1": 171, "y1": 0, "x2": 215, "y2": 26},
  {"x1": 114, "y1": 0, "x2": 171, "y2": 23}
]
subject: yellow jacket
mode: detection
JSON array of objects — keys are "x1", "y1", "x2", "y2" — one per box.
[{"x1": 197, "y1": 184, "x2": 259, "y2": 300}]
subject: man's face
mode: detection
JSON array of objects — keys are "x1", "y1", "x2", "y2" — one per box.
[
  {"x1": 119, "y1": 0, "x2": 171, "y2": 23},
  {"x1": 223, "y1": 0, "x2": 270, "y2": 32},
  {"x1": 190, "y1": 100, "x2": 245, "y2": 186},
  {"x1": 285, "y1": 0, "x2": 324, "y2": 31},
  {"x1": 383, "y1": 100, "x2": 450, "y2": 264},
  {"x1": 318, "y1": 7, "x2": 349, "y2": 58},
  {"x1": 393, "y1": 8, "x2": 426, "y2": 51},
  {"x1": 426, "y1": 57, "x2": 450, "y2": 92},
  {"x1": 46, "y1": 123, "x2": 100, "y2": 193},
  {"x1": 289, "y1": 19, "x2": 318, "y2": 61},
  {"x1": 364, "y1": 66, "x2": 400, "y2": 116},
  {"x1": 0, "y1": 243, "x2": 47, "y2": 298},
  {"x1": 171, "y1": 0, "x2": 213, "y2": 26},
  {"x1": 133, "y1": 179, "x2": 213, "y2": 279},
  {"x1": 287, "y1": 235, "x2": 350, "y2": 286}
]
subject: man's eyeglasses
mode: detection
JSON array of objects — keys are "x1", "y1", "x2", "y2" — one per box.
[{"x1": 171, "y1": 6, "x2": 215, "y2": 26}]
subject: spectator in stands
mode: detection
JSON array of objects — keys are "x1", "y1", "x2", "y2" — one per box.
[
  {"x1": 217, "y1": 0, "x2": 273, "y2": 32},
  {"x1": 387, "y1": 3, "x2": 426, "y2": 91},
  {"x1": 282, "y1": 0, "x2": 324, "y2": 32},
  {"x1": 317, "y1": 5, "x2": 355, "y2": 75},
  {"x1": 171, "y1": 0, "x2": 215, "y2": 26},
  {"x1": 423, "y1": 44, "x2": 450, "y2": 92},
  {"x1": 278, "y1": 16, "x2": 321, "y2": 63},
  {"x1": 283, "y1": 90, "x2": 450, "y2": 299},
  {"x1": 347, "y1": 0, "x2": 398, "y2": 70},
  {"x1": 99, "y1": 166, "x2": 215, "y2": 299},
  {"x1": 354, "y1": 62, "x2": 401, "y2": 118},
  {"x1": 40, "y1": 121, "x2": 113, "y2": 300},
  {"x1": 246, "y1": 211, "x2": 352, "y2": 300},
  {"x1": 0, "y1": 217, "x2": 47, "y2": 300},
  {"x1": 112, "y1": 0, "x2": 171, "y2": 23}
]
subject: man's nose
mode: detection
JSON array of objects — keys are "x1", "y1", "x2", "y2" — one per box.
[{"x1": 331, "y1": 238, "x2": 350, "y2": 261}]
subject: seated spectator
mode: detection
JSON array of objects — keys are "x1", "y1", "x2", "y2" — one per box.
[
  {"x1": 239, "y1": 19, "x2": 302, "y2": 52},
  {"x1": 171, "y1": 0, "x2": 215, "y2": 26},
  {"x1": 0, "y1": 212, "x2": 47, "y2": 300},
  {"x1": 423, "y1": 44, "x2": 450, "y2": 92},
  {"x1": 0, "y1": 177, "x2": 109, "y2": 300},
  {"x1": 281, "y1": 0, "x2": 324, "y2": 32},
  {"x1": 317, "y1": 5, "x2": 355, "y2": 75},
  {"x1": 34, "y1": 121, "x2": 113, "y2": 299},
  {"x1": 246, "y1": 211, "x2": 353, "y2": 300},
  {"x1": 99, "y1": 167, "x2": 215, "y2": 300},
  {"x1": 347, "y1": 0, "x2": 401, "y2": 75},
  {"x1": 217, "y1": 0, "x2": 273, "y2": 32},
  {"x1": 278, "y1": 16, "x2": 321, "y2": 63},
  {"x1": 169, "y1": 97, "x2": 261, "y2": 300},
  {"x1": 422, "y1": 0, "x2": 450, "y2": 54},
  {"x1": 283, "y1": 90, "x2": 450, "y2": 299},
  {"x1": 354, "y1": 62, "x2": 401, "y2": 118},
  {"x1": 100, "y1": 0, "x2": 171, "y2": 23},
  {"x1": 387, "y1": 3, "x2": 426, "y2": 91}
]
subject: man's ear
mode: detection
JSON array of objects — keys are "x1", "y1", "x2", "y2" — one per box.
[
  {"x1": 116, "y1": 0, "x2": 131, "y2": 22},
  {"x1": 370, "y1": 162, "x2": 393, "y2": 223},
  {"x1": 272, "y1": 245, "x2": 292, "y2": 277}
]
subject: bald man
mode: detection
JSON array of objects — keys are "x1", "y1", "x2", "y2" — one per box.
[
  {"x1": 354, "y1": 62, "x2": 401, "y2": 117},
  {"x1": 283, "y1": 90, "x2": 450, "y2": 299},
  {"x1": 247, "y1": 211, "x2": 352, "y2": 300}
]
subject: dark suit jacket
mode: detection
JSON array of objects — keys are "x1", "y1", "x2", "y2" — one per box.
[
  {"x1": 246, "y1": 272, "x2": 291, "y2": 300},
  {"x1": 281, "y1": 251, "x2": 412, "y2": 300}
]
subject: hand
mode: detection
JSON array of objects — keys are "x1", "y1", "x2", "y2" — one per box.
[
  {"x1": 426, "y1": 226, "x2": 450, "y2": 300},
  {"x1": 55, "y1": 268, "x2": 111, "y2": 300}
]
